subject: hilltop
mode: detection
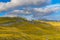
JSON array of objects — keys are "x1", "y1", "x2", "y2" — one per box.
[{"x1": 0, "y1": 17, "x2": 60, "y2": 40}]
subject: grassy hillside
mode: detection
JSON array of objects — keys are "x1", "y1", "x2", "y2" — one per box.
[{"x1": 0, "y1": 17, "x2": 60, "y2": 40}]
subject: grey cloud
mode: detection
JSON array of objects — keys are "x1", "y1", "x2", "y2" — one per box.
[
  {"x1": 0, "y1": 0, "x2": 51, "y2": 12},
  {"x1": 4, "y1": 4, "x2": 60, "y2": 19}
]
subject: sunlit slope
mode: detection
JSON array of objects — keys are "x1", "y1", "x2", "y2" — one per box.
[
  {"x1": 46, "y1": 22, "x2": 60, "y2": 26},
  {"x1": 0, "y1": 17, "x2": 60, "y2": 40}
]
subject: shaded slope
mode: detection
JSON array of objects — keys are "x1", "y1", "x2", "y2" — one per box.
[{"x1": 0, "y1": 17, "x2": 60, "y2": 40}]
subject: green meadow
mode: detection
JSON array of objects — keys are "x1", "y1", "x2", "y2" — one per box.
[{"x1": 0, "y1": 17, "x2": 60, "y2": 40}]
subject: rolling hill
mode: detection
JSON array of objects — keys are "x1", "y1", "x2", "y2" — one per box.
[{"x1": 0, "y1": 17, "x2": 60, "y2": 40}]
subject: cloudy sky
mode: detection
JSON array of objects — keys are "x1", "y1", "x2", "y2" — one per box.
[{"x1": 0, "y1": 0, "x2": 60, "y2": 20}]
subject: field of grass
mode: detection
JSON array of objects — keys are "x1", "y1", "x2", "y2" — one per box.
[
  {"x1": 46, "y1": 22, "x2": 60, "y2": 26},
  {"x1": 0, "y1": 17, "x2": 60, "y2": 40}
]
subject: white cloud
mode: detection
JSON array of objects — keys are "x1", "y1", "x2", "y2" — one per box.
[
  {"x1": 32, "y1": 4, "x2": 60, "y2": 17},
  {"x1": 0, "y1": 0, "x2": 51, "y2": 12},
  {"x1": 5, "y1": 4, "x2": 60, "y2": 18},
  {"x1": 5, "y1": 10, "x2": 31, "y2": 17}
]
